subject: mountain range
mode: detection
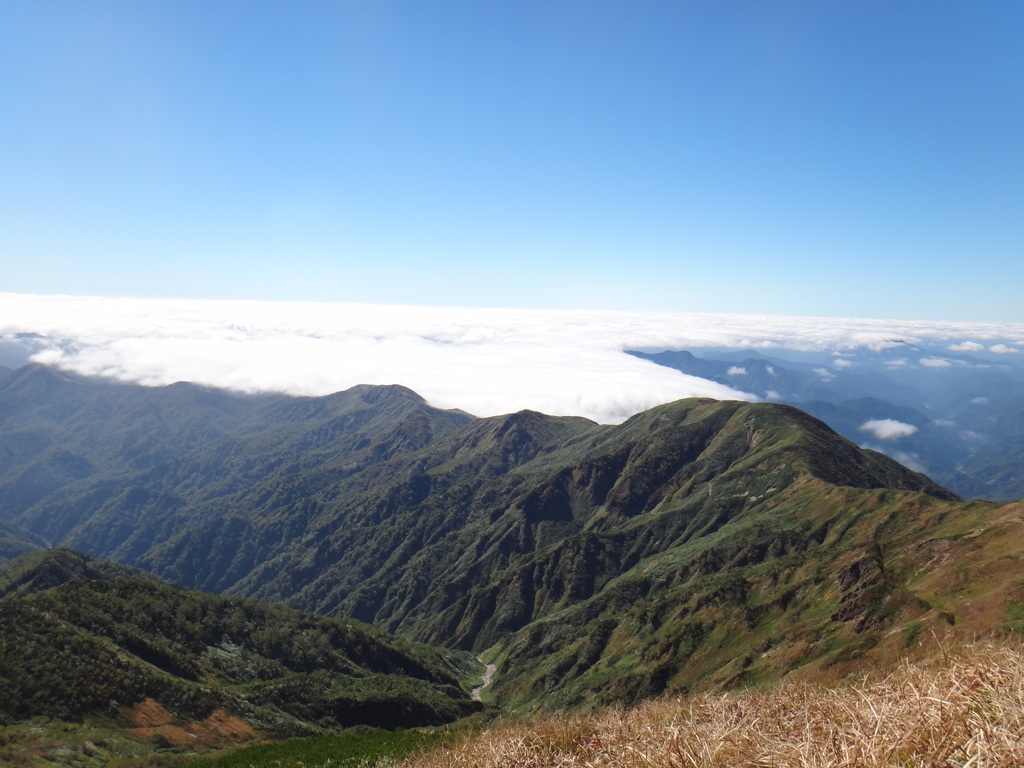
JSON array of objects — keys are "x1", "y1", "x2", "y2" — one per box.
[{"x1": 1, "y1": 362, "x2": 1022, "y2": 725}]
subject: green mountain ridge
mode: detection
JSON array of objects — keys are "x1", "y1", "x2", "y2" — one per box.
[
  {"x1": 0, "y1": 545, "x2": 161, "y2": 600},
  {"x1": 629, "y1": 347, "x2": 1024, "y2": 501},
  {"x1": 1, "y1": 366, "x2": 1023, "y2": 717},
  {"x1": 0, "y1": 549, "x2": 481, "y2": 738}
]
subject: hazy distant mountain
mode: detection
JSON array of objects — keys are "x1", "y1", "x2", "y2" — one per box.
[
  {"x1": 0, "y1": 518, "x2": 45, "y2": 563},
  {"x1": 629, "y1": 346, "x2": 1024, "y2": 501},
  {"x1": 2, "y1": 366, "x2": 1022, "y2": 712}
]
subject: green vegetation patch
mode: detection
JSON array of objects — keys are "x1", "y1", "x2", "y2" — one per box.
[
  {"x1": 0, "y1": 559, "x2": 481, "y2": 735},
  {"x1": 187, "y1": 726, "x2": 453, "y2": 768}
]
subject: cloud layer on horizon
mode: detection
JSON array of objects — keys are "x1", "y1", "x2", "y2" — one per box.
[{"x1": 3, "y1": 294, "x2": 1024, "y2": 424}]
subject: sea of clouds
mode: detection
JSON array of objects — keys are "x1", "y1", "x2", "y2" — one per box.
[{"x1": 2, "y1": 294, "x2": 1023, "y2": 424}]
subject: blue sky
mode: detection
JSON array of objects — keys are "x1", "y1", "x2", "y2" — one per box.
[{"x1": 2, "y1": 1, "x2": 1022, "y2": 321}]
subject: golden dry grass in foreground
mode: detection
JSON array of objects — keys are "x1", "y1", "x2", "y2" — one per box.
[{"x1": 398, "y1": 642, "x2": 1024, "y2": 768}]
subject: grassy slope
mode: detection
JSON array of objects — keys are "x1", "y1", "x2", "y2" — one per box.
[
  {"x1": 397, "y1": 641, "x2": 1024, "y2": 768},
  {"x1": 487, "y1": 486, "x2": 1024, "y2": 711},
  {"x1": 456, "y1": 403, "x2": 1023, "y2": 711}
]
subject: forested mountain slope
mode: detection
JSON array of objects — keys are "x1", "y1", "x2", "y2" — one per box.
[
  {"x1": 0, "y1": 549, "x2": 481, "y2": 738},
  {"x1": 1, "y1": 366, "x2": 1022, "y2": 711}
]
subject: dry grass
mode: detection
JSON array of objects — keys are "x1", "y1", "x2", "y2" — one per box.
[{"x1": 397, "y1": 641, "x2": 1024, "y2": 768}]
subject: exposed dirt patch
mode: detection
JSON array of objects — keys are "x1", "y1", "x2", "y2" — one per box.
[
  {"x1": 122, "y1": 699, "x2": 261, "y2": 749},
  {"x1": 124, "y1": 697, "x2": 173, "y2": 728},
  {"x1": 202, "y1": 708, "x2": 261, "y2": 743}
]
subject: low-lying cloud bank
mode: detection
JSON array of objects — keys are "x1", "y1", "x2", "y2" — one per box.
[{"x1": 2, "y1": 294, "x2": 1024, "y2": 424}]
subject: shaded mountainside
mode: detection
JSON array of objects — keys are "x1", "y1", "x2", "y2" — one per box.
[
  {"x1": 0, "y1": 517, "x2": 45, "y2": 563},
  {"x1": 0, "y1": 364, "x2": 471, "y2": 543},
  {"x1": 1, "y1": 367, "x2": 1023, "y2": 712},
  {"x1": 0, "y1": 545, "x2": 161, "y2": 600},
  {"x1": 0, "y1": 549, "x2": 481, "y2": 737}
]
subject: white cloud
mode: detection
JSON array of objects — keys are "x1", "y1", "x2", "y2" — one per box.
[
  {"x1": 3, "y1": 294, "x2": 1024, "y2": 424},
  {"x1": 970, "y1": 397, "x2": 989, "y2": 405},
  {"x1": 990, "y1": 344, "x2": 1019, "y2": 354},
  {"x1": 814, "y1": 368, "x2": 836, "y2": 381},
  {"x1": 949, "y1": 341, "x2": 984, "y2": 352},
  {"x1": 833, "y1": 358, "x2": 853, "y2": 369},
  {"x1": 726, "y1": 366, "x2": 746, "y2": 376},
  {"x1": 860, "y1": 419, "x2": 919, "y2": 441},
  {"x1": 885, "y1": 358, "x2": 908, "y2": 367},
  {"x1": 0, "y1": 295, "x2": 758, "y2": 424},
  {"x1": 766, "y1": 365, "x2": 775, "y2": 376},
  {"x1": 764, "y1": 390, "x2": 782, "y2": 401},
  {"x1": 920, "y1": 358, "x2": 953, "y2": 368}
]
